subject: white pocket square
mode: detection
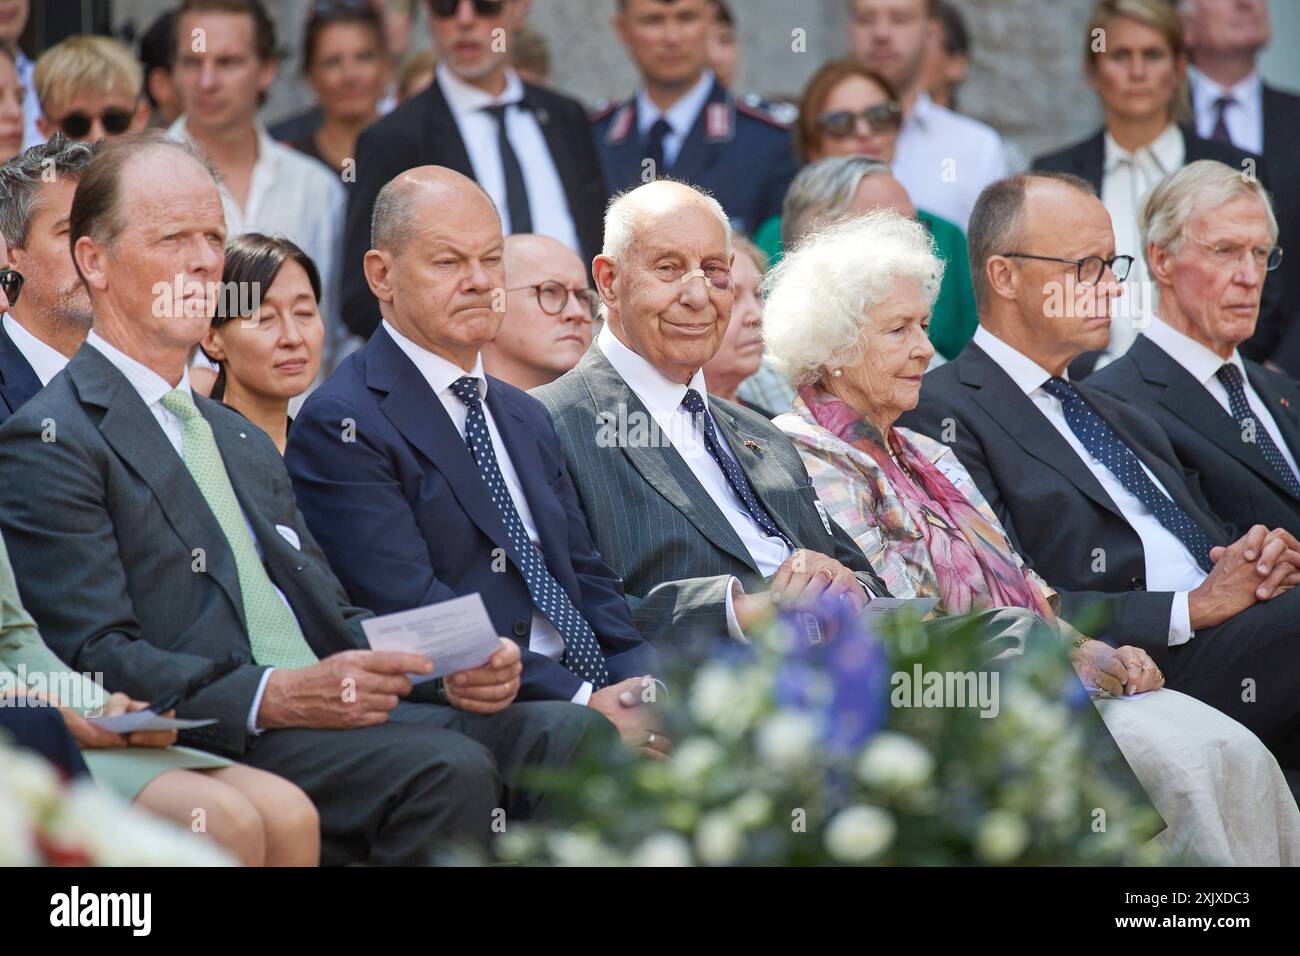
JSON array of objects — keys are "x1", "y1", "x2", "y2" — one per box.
[{"x1": 275, "y1": 524, "x2": 302, "y2": 550}]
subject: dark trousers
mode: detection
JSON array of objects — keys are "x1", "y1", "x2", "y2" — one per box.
[
  {"x1": 0, "y1": 706, "x2": 89, "y2": 779},
  {"x1": 239, "y1": 699, "x2": 612, "y2": 865}
]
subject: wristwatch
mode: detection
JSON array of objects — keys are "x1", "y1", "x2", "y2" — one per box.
[{"x1": 434, "y1": 677, "x2": 450, "y2": 705}]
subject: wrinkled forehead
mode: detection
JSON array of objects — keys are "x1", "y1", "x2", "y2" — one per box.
[
  {"x1": 1186, "y1": 192, "x2": 1277, "y2": 242},
  {"x1": 625, "y1": 198, "x2": 730, "y2": 261}
]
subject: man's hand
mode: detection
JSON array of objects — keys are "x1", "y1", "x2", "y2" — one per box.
[
  {"x1": 1113, "y1": 646, "x2": 1164, "y2": 694},
  {"x1": 1193, "y1": 525, "x2": 1300, "y2": 628},
  {"x1": 257, "y1": 650, "x2": 431, "y2": 730},
  {"x1": 769, "y1": 549, "x2": 869, "y2": 616},
  {"x1": 588, "y1": 675, "x2": 671, "y2": 760},
  {"x1": 444, "y1": 638, "x2": 521, "y2": 715},
  {"x1": 1069, "y1": 639, "x2": 1129, "y2": 698}
]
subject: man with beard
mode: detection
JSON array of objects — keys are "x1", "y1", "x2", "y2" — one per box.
[{"x1": 0, "y1": 135, "x2": 98, "y2": 423}]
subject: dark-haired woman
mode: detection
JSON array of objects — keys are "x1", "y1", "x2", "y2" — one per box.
[{"x1": 202, "y1": 234, "x2": 325, "y2": 455}]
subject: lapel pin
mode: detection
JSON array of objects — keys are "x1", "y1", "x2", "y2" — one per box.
[
  {"x1": 1281, "y1": 398, "x2": 1291, "y2": 409},
  {"x1": 744, "y1": 439, "x2": 763, "y2": 456}
]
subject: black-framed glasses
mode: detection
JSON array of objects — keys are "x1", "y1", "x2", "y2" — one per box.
[
  {"x1": 815, "y1": 101, "x2": 903, "y2": 138},
  {"x1": 428, "y1": 0, "x2": 505, "y2": 18},
  {"x1": 54, "y1": 106, "x2": 135, "y2": 139},
  {"x1": 1000, "y1": 252, "x2": 1134, "y2": 285},
  {"x1": 508, "y1": 281, "x2": 599, "y2": 319},
  {"x1": 0, "y1": 268, "x2": 24, "y2": 306}
]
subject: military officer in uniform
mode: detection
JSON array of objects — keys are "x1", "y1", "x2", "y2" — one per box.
[{"x1": 594, "y1": 0, "x2": 798, "y2": 237}]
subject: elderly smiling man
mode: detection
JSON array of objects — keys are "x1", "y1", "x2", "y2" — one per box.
[
  {"x1": 1090, "y1": 159, "x2": 1300, "y2": 540},
  {"x1": 533, "y1": 179, "x2": 892, "y2": 649}
]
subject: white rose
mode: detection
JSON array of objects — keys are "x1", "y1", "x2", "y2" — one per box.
[
  {"x1": 729, "y1": 791, "x2": 772, "y2": 829},
  {"x1": 824, "y1": 805, "x2": 895, "y2": 863},
  {"x1": 976, "y1": 810, "x2": 1030, "y2": 863},
  {"x1": 630, "y1": 831, "x2": 693, "y2": 867},
  {"x1": 669, "y1": 737, "x2": 726, "y2": 789},
  {"x1": 755, "y1": 711, "x2": 819, "y2": 772},
  {"x1": 689, "y1": 665, "x2": 740, "y2": 729},
  {"x1": 696, "y1": 811, "x2": 745, "y2": 866},
  {"x1": 856, "y1": 731, "x2": 935, "y2": 792}
]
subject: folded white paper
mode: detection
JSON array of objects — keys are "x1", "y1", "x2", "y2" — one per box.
[
  {"x1": 86, "y1": 711, "x2": 218, "y2": 733},
  {"x1": 361, "y1": 593, "x2": 502, "y2": 681},
  {"x1": 862, "y1": 597, "x2": 940, "y2": 620}
]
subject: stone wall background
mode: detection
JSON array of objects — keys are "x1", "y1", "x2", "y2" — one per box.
[{"x1": 113, "y1": 0, "x2": 1299, "y2": 164}]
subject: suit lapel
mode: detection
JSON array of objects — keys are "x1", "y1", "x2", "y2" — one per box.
[
  {"x1": 522, "y1": 86, "x2": 583, "y2": 229},
  {"x1": 425, "y1": 79, "x2": 475, "y2": 176},
  {"x1": 0, "y1": 324, "x2": 44, "y2": 418},
  {"x1": 367, "y1": 330, "x2": 519, "y2": 564},
  {"x1": 962, "y1": 344, "x2": 1127, "y2": 521},
  {"x1": 577, "y1": 349, "x2": 757, "y2": 572},
  {"x1": 1071, "y1": 131, "x2": 1106, "y2": 193},
  {"x1": 67, "y1": 347, "x2": 246, "y2": 627},
  {"x1": 710, "y1": 399, "x2": 800, "y2": 545}
]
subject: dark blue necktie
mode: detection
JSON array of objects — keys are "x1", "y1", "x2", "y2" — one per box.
[
  {"x1": 680, "y1": 388, "x2": 790, "y2": 547},
  {"x1": 1216, "y1": 364, "x2": 1300, "y2": 498},
  {"x1": 646, "y1": 117, "x2": 672, "y2": 176},
  {"x1": 1041, "y1": 376, "x2": 1213, "y2": 573},
  {"x1": 450, "y1": 377, "x2": 608, "y2": 688}
]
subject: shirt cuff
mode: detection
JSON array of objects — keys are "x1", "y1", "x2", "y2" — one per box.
[
  {"x1": 571, "y1": 681, "x2": 594, "y2": 706},
  {"x1": 247, "y1": 667, "x2": 275, "y2": 735},
  {"x1": 725, "y1": 576, "x2": 749, "y2": 644},
  {"x1": 1168, "y1": 592, "x2": 1193, "y2": 647}
]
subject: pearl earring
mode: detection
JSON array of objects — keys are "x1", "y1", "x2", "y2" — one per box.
[{"x1": 831, "y1": 369, "x2": 843, "y2": 378}]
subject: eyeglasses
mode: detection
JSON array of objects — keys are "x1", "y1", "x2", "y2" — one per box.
[
  {"x1": 815, "y1": 102, "x2": 903, "y2": 138},
  {"x1": 1000, "y1": 252, "x2": 1134, "y2": 285},
  {"x1": 54, "y1": 107, "x2": 135, "y2": 139},
  {"x1": 1186, "y1": 237, "x2": 1283, "y2": 273},
  {"x1": 429, "y1": 0, "x2": 506, "y2": 18},
  {"x1": 0, "y1": 268, "x2": 24, "y2": 306},
  {"x1": 508, "y1": 281, "x2": 600, "y2": 318}
]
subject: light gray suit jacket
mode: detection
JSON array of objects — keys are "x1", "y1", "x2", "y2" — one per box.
[
  {"x1": 532, "y1": 346, "x2": 889, "y2": 648},
  {"x1": 0, "y1": 344, "x2": 371, "y2": 757}
]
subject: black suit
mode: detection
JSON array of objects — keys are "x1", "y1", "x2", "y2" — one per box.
[
  {"x1": 900, "y1": 341, "x2": 1300, "y2": 765},
  {"x1": 342, "y1": 77, "x2": 606, "y2": 338},
  {"x1": 0, "y1": 321, "x2": 43, "y2": 426},
  {"x1": 1090, "y1": 334, "x2": 1300, "y2": 539},
  {"x1": 1032, "y1": 126, "x2": 1284, "y2": 378}
]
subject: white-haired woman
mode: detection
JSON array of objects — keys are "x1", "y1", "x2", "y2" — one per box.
[{"x1": 764, "y1": 209, "x2": 1300, "y2": 865}]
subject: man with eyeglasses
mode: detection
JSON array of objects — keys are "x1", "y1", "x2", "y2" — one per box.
[
  {"x1": 343, "y1": 0, "x2": 606, "y2": 339},
  {"x1": 901, "y1": 171, "x2": 1300, "y2": 770},
  {"x1": 1091, "y1": 160, "x2": 1299, "y2": 541},
  {"x1": 591, "y1": 0, "x2": 797, "y2": 238},
  {"x1": 33, "y1": 37, "x2": 151, "y2": 144},
  {"x1": 288, "y1": 166, "x2": 668, "y2": 758},
  {"x1": 482, "y1": 234, "x2": 597, "y2": 391}
]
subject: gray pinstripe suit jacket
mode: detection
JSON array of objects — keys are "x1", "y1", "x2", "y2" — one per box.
[{"x1": 532, "y1": 346, "x2": 889, "y2": 648}]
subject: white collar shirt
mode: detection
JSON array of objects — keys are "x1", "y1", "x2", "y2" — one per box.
[
  {"x1": 634, "y1": 69, "x2": 715, "y2": 170},
  {"x1": 1188, "y1": 65, "x2": 1264, "y2": 155}
]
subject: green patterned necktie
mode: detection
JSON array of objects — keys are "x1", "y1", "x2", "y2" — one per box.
[{"x1": 160, "y1": 389, "x2": 318, "y2": 668}]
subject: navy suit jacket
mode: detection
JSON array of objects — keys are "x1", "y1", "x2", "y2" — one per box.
[
  {"x1": 0, "y1": 321, "x2": 43, "y2": 425},
  {"x1": 285, "y1": 326, "x2": 658, "y2": 702}
]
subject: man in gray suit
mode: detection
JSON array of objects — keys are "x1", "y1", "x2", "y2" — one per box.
[
  {"x1": 534, "y1": 180, "x2": 891, "y2": 649},
  {"x1": 0, "y1": 131, "x2": 606, "y2": 865}
]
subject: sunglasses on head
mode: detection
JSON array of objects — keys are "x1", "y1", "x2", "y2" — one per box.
[
  {"x1": 54, "y1": 107, "x2": 135, "y2": 139},
  {"x1": 0, "y1": 268, "x2": 24, "y2": 306},
  {"x1": 815, "y1": 101, "x2": 903, "y2": 138},
  {"x1": 429, "y1": 0, "x2": 505, "y2": 18}
]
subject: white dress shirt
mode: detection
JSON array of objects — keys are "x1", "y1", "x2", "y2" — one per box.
[
  {"x1": 3, "y1": 314, "x2": 70, "y2": 386},
  {"x1": 1098, "y1": 124, "x2": 1185, "y2": 369},
  {"x1": 1188, "y1": 66, "x2": 1264, "y2": 155},
  {"x1": 84, "y1": 330, "x2": 290, "y2": 726},
  {"x1": 892, "y1": 92, "x2": 1012, "y2": 231},
  {"x1": 1143, "y1": 317, "x2": 1300, "y2": 481},
  {"x1": 436, "y1": 64, "x2": 582, "y2": 257},
  {"x1": 597, "y1": 324, "x2": 792, "y2": 641},
  {"x1": 383, "y1": 321, "x2": 593, "y2": 705},
  {"x1": 167, "y1": 117, "x2": 346, "y2": 371},
  {"x1": 634, "y1": 69, "x2": 715, "y2": 170},
  {"x1": 973, "y1": 327, "x2": 1201, "y2": 645}
]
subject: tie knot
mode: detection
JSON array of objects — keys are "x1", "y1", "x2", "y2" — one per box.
[
  {"x1": 160, "y1": 388, "x2": 201, "y2": 422},
  {"x1": 1040, "y1": 376, "x2": 1076, "y2": 403},
  {"x1": 680, "y1": 387, "x2": 707, "y2": 416},
  {"x1": 450, "y1": 375, "x2": 483, "y2": 407},
  {"x1": 1216, "y1": 363, "x2": 1245, "y2": 389},
  {"x1": 650, "y1": 118, "x2": 672, "y2": 138},
  {"x1": 1214, "y1": 95, "x2": 1235, "y2": 111}
]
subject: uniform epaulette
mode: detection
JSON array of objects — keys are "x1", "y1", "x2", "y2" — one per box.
[
  {"x1": 736, "y1": 96, "x2": 795, "y2": 130},
  {"x1": 588, "y1": 99, "x2": 619, "y2": 124}
]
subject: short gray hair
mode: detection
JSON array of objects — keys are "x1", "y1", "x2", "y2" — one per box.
[
  {"x1": 780, "y1": 155, "x2": 892, "y2": 250},
  {"x1": 762, "y1": 209, "x2": 944, "y2": 386},
  {"x1": 1141, "y1": 159, "x2": 1278, "y2": 268},
  {"x1": 601, "y1": 178, "x2": 732, "y2": 263},
  {"x1": 0, "y1": 134, "x2": 99, "y2": 248}
]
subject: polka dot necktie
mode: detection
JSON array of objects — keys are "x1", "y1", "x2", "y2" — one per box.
[
  {"x1": 449, "y1": 377, "x2": 608, "y2": 689},
  {"x1": 680, "y1": 387, "x2": 791, "y2": 547},
  {"x1": 1041, "y1": 376, "x2": 1212, "y2": 572},
  {"x1": 160, "y1": 389, "x2": 319, "y2": 668},
  {"x1": 1216, "y1": 364, "x2": 1300, "y2": 498}
]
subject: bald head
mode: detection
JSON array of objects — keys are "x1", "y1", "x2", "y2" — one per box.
[
  {"x1": 371, "y1": 165, "x2": 501, "y2": 254},
  {"x1": 602, "y1": 179, "x2": 732, "y2": 264}
]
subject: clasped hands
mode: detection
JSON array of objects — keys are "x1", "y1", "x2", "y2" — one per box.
[
  {"x1": 734, "y1": 548, "x2": 870, "y2": 639},
  {"x1": 1189, "y1": 524, "x2": 1300, "y2": 629}
]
